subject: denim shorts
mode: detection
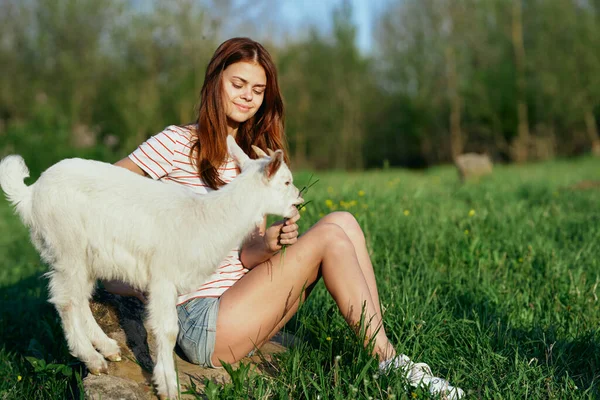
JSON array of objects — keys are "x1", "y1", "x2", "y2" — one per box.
[{"x1": 176, "y1": 296, "x2": 220, "y2": 368}]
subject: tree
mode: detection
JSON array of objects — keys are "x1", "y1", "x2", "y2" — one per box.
[
  {"x1": 509, "y1": 0, "x2": 531, "y2": 162},
  {"x1": 278, "y1": 1, "x2": 368, "y2": 170}
]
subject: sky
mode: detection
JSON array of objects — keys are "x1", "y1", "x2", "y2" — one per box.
[
  {"x1": 278, "y1": 0, "x2": 384, "y2": 53},
  {"x1": 131, "y1": 0, "x2": 384, "y2": 54}
]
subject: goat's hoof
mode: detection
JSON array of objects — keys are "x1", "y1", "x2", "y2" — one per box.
[
  {"x1": 88, "y1": 365, "x2": 108, "y2": 375},
  {"x1": 157, "y1": 385, "x2": 179, "y2": 400},
  {"x1": 106, "y1": 353, "x2": 122, "y2": 362},
  {"x1": 87, "y1": 358, "x2": 109, "y2": 375}
]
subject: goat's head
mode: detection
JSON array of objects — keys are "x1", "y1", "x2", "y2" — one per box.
[{"x1": 227, "y1": 135, "x2": 303, "y2": 218}]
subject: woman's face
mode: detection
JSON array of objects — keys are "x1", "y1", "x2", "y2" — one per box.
[{"x1": 222, "y1": 61, "x2": 266, "y2": 129}]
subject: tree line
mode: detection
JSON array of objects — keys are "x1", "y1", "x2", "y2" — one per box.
[{"x1": 0, "y1": 0, "x2": 599, "y2": 172}]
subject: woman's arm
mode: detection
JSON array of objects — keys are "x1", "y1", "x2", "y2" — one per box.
[
  {"x1": 240, "y1": 210, "x2": 301, "y2": 269},
  {"x1": 114, "y1": 157, "x2": 148, "y2": 176},
  {"x1": 239, "y1": 217, "x2": 272, "y2": 269}
]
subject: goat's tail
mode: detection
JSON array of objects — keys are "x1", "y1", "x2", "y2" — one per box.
[{"x1": 0, "y1": 155, "x2": 34, "y2": 226}]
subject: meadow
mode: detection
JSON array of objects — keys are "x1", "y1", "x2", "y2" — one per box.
[{"x1": 1, "y1": 156, "x2": 599, "y2": 399}]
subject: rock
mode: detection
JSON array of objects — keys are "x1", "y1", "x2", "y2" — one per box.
[
  {"x1": 83, "y1": 289, "x2": 292, "y2": 399},
  {"x1": 567, "y1": 180, "x2": 600, "y2": 190},
  {"x1": 592, "y1": 142, "x2": 600, "y2": 157},
  {"x1": 455, "y1": 153, "x2": 493, "y2": 182},
  {"x1": 84, "y1": 374, "x2": 148, "y2": 400}
]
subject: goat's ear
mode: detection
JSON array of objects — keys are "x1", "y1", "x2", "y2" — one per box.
[
  {"x1": 227, "y1": 135, "x2": 250, "y2": 168},
  {"x1": 265, "y1": 149, "x2": 284, "y2": 179},
  {"x1": 252, "y1": 145, "x2": 268, "y2": 158}
]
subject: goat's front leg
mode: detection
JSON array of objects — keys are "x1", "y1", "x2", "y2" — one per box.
[{"x1": 147, "y1": 281, "x2": 179, "y2": 400}]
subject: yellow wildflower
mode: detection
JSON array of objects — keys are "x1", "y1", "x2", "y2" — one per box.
[
  {"x1": 518, "y1": 257, "x2": 523, "y2": 263},
  {"x1": 326, "y1": 336, "x2": 331, "y2": 341},
  {"x1": 387, "y1": 177, "x2": 401, "y2": 187},
  {"x1": 403, "y1": 210, "x2": 410, "y2": 216},
  {"x1": 358, "y1": 190, "x2": 365, "y2": 197},
  {"x1": 18, "y1": 375, "x2": 22, "y2": 381},
  {"x1": 464, "y1": 229, "x2": 469, "y2": 235},
  {"x1": 339, "y1": 200, "x2": 358, "y2": 209},
  {"x1": 325, "y1": 199, "x2": 334, "y2": 208},
  {"x1": 319, "y1": 213, "x2": 325, "y2": 218},
  {"x1": 469, "y1": 209, "x2": 476, "y2": 217}
]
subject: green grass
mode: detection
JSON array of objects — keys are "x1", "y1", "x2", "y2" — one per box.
[{"x1": 1, "y1": 156, "x2": 600, "y2": 399}]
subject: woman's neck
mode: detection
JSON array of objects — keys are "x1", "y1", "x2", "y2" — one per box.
[{"x1": 227, "y1": 119, "x2": 239, "y2": 138}]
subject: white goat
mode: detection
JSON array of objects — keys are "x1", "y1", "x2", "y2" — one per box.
[{"x1": 0, "y1": 136, "x2": 303, "y2": 399}]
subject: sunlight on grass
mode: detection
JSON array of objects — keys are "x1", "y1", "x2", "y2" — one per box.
[{"x1": 2, "y1": 157, "x2": 600, "y2": 398}]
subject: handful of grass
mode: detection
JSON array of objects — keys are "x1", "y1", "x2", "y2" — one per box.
[
  {"x1": 280, "y1": 174, "x2": 319, "y2": 251},
  {"x1": 295, "y1": 174, "x2": 319, "y2": 213}
]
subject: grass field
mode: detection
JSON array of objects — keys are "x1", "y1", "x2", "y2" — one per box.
[{"x1": 1, "y1": 156, "x2": 599, "y2": 399}]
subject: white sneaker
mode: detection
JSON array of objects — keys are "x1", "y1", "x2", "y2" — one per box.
[
  {"x1": 379, "y1": 355, "x2": 465, "y2": 399},
  {"x1": 378, "y1": 354, "x2": 412, "y2": 375}
]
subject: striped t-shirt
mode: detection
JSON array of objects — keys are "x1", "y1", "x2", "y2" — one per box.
[{"x1": 129, "y1": 125, "x2": 248, "y2": 305}]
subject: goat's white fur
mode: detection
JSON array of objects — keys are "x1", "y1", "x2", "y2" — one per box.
[{"x1": 0, "y1": 136, "x2": 302, "y2": 399}]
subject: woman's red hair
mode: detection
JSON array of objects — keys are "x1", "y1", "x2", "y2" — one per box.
[{"x1": 190, "y1": 37, "x2": 288, "y2": 189}]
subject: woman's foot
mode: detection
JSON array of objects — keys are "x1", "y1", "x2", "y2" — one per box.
[{"x1": 379, "y1": 355, "x2": 465, "y2": 399}]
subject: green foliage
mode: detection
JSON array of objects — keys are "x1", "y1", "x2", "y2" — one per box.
[
  {"x1": 3, "y1": 0, "x2": 598, "y2": 170},
  {"x1": 276, "y1": 1, "x2": 370, "y2": 170},
  {"x1": 372, "y1": 0, "x2": 600, "y2": 164}
]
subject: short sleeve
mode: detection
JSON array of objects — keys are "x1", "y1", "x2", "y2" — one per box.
[{"x1": 128, "y1": 127, "x2": 178, "y2": 179}]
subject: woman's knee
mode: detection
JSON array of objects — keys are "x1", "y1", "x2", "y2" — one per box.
[
  {"x1": 311, "y1": 222, "x2": 355, "y2": 254},
  {"x1": 319, "y1": 211, "x2": 365, "y2": 244}
]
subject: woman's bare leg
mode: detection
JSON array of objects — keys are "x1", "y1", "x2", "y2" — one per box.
[
  {"x1": 318, "y1": 212, "x2": 387, "y2": 335},
  {"x1": 254, "y1": 212, "x2": 392, "y2": 354},
  {"x1": 213, "y1": 221, "x2": 395, "y2": 366},
  {"x1": 249, "y1": 274, "x2": 320, "y2": 350}
]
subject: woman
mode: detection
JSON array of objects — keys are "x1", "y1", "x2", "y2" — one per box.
[{"x1": 105, "y1": 37, "x2": 463, "y2": 399}]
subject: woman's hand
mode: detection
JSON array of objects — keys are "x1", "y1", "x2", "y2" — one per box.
[
  {"x1": 239, "y1": 210, "x2": 301, "y2": 268},
  {"x1": 263, "y1": 208, "x2": 301, "y2": 252},
  {"x1": 102, "y1": 280, "x2": 148, "y2": 304}
]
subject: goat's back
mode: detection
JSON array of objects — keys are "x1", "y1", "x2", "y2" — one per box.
[{"x1": 28, "y1": 158, "x2": 217, "y2": 290}]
